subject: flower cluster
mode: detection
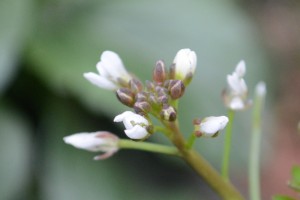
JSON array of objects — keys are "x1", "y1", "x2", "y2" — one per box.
[
  {"x1": 223, "y1": 60, "x2": 252, "y2": 110},
  {"x1": 64, "y1": 49, "x2": 231, "y2": 159}
]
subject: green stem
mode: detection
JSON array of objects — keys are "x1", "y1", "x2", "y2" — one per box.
[
  {"x1": 222, "y1": 109, "x2": 235, "y2": 181},
  {"x1": 249, "y1": 128, "x2": 261, "y2": 200},
  {"x1": 185, "y1": 133, "x2": 197, "y2": 149},
  {"x1": 249, "y1": 83, "x2": 265, "y2": 200},
  {"x1": 118, "y1": 139, "x2": 181, "y2": 157},
  {"x1": 184, "y1": 149, "x2": 245, "y2": 200},
  {"x1": 154, "y1": 126, "x2": 171, "y2": 137},
  {"x1": 165, "y1": 120, "x2": 244, "y2": 200}
]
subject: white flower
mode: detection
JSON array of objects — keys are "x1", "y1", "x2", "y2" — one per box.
[
  {"x1": 255, "y1": 81, "x2": 266, "y2": 97},
  {"x1": 63, "y1": 131, "x2": 119, "y2": 160},
  {"x1": 197, "y1": 116, "x2": 229, "y2": 137},
  {"x1": 84, "y1": 51, "x2": 132, "y2": 90},
  {"x1": 173, "y1": 48, "x2": 197, "y2": 84},
  {"x1": 114, "y1": 111, "x2": 149, "y2": 140},
  {"x1": 223, "y1": 60, "x2": 251, "y2": 110}
]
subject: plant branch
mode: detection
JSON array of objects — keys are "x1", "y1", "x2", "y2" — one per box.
[{"x1": 118, "y1": 139, "x2": 181, "y2": 157}]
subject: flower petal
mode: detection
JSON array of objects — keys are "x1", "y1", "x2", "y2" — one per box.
[
  {"x1": 235, "y1": 60, "x2": 246, "y2": 78},
  {"x1": 124, "y1": 125, "x2": 148, "y2": 139},
  {"x1": 100, "y1": 51, "x2": 130, "y2": 81},
  {"x1": 83, "y1": 72, "x2": 117, "y2": 90},
  {"x1": 63, "y1": 132, "x2": 105, "y2": 152},
  {"x1": 200, "y1": 116, "x2": 228, "y2": 136}
]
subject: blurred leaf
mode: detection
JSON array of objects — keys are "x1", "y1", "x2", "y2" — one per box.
[
  {"x1": 0, "y1": 0, "x2": 33, "y2": 95},
  {"x1": 291, "y1": 166, "x2": 300, "y2": 184},
  {"x1": 289, "y1": 165, "x2": 300, "y2": 192},
  {"x1": 272, "y1": 195, "x2": 296, "y2": 200},
  {"x1": 0, "y1": 103, "x2": 32, "y2": 200},
  {"x1": 27, "y1": 0, "x2": 270, "y2": 166}
]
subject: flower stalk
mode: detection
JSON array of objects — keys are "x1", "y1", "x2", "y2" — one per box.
[
  {"x1": 221, "y1": 109, "x2": 235, "y2": 181},
  {"x1": 249, "y1": 82, "x2": 266, "y2": 200},
  {"x1": 118, "y1": 139, "x2": 181, "y2": 156}
]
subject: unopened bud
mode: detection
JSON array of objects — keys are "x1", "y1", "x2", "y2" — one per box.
[
  {"x1": 134, "y1": 101, "x2": 151, "y2": 115},
  {"x1": 194, "y1": 116, "x2": 228, "y2": 137},
  {"x1": 160, "y1": 104, "x2": 177, "y2": 121},
  {"x1": 63, "y1": 131, "x2": 119, "y2": 160},
  {"x1": 169, "y1": 63, "x2": 176, "y2": 79},
  {"x1": 116, "y1": 88, "x2": 135, "y2": 107},
  {"x1": 135, "y1": 92, "x2": 148, "y2": 102},
  {"x1": 146, "y1": 80, "x2": 155, "y2": 92},
  {"x1": 130, "y1": 78, "x2": 143, "y2": 93},
  {"x1": 148, "y1": 93, "x2": 158, "y2": 105},
  {"x1": 173, "y1": 48, "x2": 197, "y2": 85},
  {"x1": 165, "y1": 80, "x2": 185, "y2": 99},
  {"x1": 153, "y1": 60, "x2": 167, "y2": 84}
]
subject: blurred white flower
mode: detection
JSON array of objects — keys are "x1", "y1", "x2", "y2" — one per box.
[
  {"x1": 172, "y1": 48, "x2": 197, "y2": 84},
  {"x1": 84, "y1": 51, "x2": 132, "y2": 90},
  {"x1": 114, "y1": 111, "x2": 149, "y2": 139},
  {"x1": 63, "y1": 131, "x2": 119, "y2": 160},
  {"x1": 223, "y1": 60, "x2": 251, "y2": 110},
  {"x1": 196, "y1": 116, "x2": 229, "y2": 137},
  {"x1": 255, "y1": 81, "x2": 266, "y2": 97}
]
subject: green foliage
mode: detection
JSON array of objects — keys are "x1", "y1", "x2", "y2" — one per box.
[
  {"x1": 272, "y1": 195, "x2": 296, "y2": 200},
  {"x1": 290, "y1": 166, "x2": 300, "y2": 192}
]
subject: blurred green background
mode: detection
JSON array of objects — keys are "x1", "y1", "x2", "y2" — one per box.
[{"x1": 1, "y1": 0, "x2": 300, "y2": 199}]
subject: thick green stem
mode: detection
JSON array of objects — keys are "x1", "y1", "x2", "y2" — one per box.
[
  {"x1": 222, "y1": 109, "x2": 235, "y2": 181},
  {"x1": 183, "y1": 150, "x2": 245, "y2": 200},
  {"x1": 165, "y1": 120, "x2": 244, "y2": 200},
  {"x1": 118, "y1": 139, "x2": 181, "y2": 156}
]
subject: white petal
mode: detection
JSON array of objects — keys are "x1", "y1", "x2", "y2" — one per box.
[
  {"x1": 200, "y1": 116, "x2": 229, "y2": 136},
  {"x1": 100, "y1": 51, "x2": 130, "y2": 81},
  {"x1": 235, "y1": 60, "x2": 246, "y2": 78},
  {"x1": 229, "y1": 97, "x2": 245, "y2": 110},
  {"x1": 83, "y1": 72, "x2": 117, "y2": 90},
  {"x1": 113, "y1": 111, "x2": 133, "y2": 122},
  {"x1": 227, "y1": 73, "x2": 247, "y2": 95},
  {"x1": 173, "y1": 48, "x2": 197, "y2": 78},
  {"x1": 63, "y1": 132, "x2": 105, "y2": 152},
  {"x1": 255, "y1": 81, "x2": 266, "y2": 97},
  {"x1": 124, "y1": 125, "x2": 148, "y2": 139}
]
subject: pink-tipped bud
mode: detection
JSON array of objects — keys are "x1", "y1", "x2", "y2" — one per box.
[
  {"x1": 165, "y1": 80, "x2": 185, "y2": 99},
  {"x1": 153, "y1": 60, "x2": 167, "y2": 84},
  {"x1": 130, "y1": 78, "x2": 143, "y2": 93},
  {"x1": 116, "y1": 88, "x2": 135, "y2": 107},
  {"x1": 145, "y1": 80, "x2": 155, "y2": 92}
]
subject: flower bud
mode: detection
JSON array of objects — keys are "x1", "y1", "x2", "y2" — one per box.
[
  {"x1": 145, "y1": 80, "x2": 155, "y2": 92},
  {"x1": 165, "y1": 80, "x2": 185, "y2": 99},
  {"x1": 134, "y1": 101, "x2": 151, "y2": 115},
  {"x1": 194, "y1": 116, "x2": 228, "y2": 137},
  {"x1": 63, "y1": 131, "x2": 119, "y2": 160},
  {"x1": 135, "y1": 92, "x2": 148, "y2": 102},
  {"x1": 130, "y1": 78, "x2": 143, "y2": 93},
  {"x1": 116, "y1": 88, "x2": 135, "y2": 107},
  {"x1": 173, "y1": 49, "x2": 197, "y2": 85},
  {"x1": 160, "y1": 104, "x2": 177, "y2": 121},
  {"x1": 153, "y1": 60, "x2": 167, "y2": 84}
]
